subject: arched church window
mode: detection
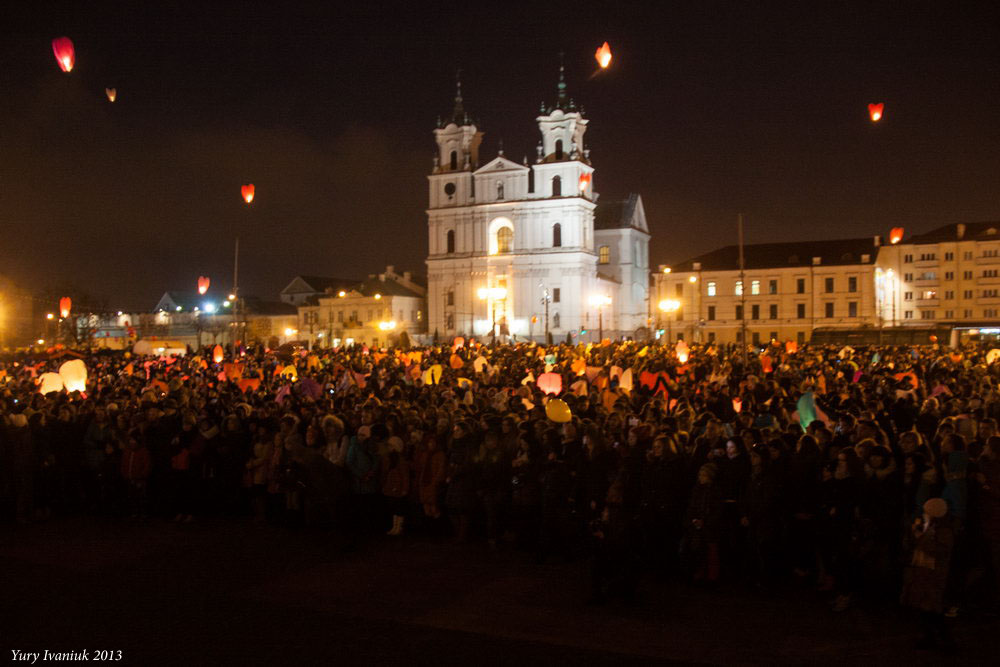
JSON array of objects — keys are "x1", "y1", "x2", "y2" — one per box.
[
  {"x1": 553, "y1": 223, "x2": 562, "y2": 247},
  {"x1": 497, "y1": 181, "x2": 504, "y2": 200},
  {"x1": 497, "y1": 226, "x2": 513, "y2": 254},
  {"x1": 555, "y1": 139, "x2": 564, "y2": 160},
  {"x1": 599, "y1": 245, "x2": 610, "y2": 264},
  {"x1": 446, "y1": 230, "x2": 455, "y2": 254},
  {"x1": 552, "y1": 176, "x2": 561, "y2": 197},
  {"x1": 446, "y1": 289, "x2": 454, "y2": 306},
  {"x1": 449, "y1": 151, "x2": 458, "y2": 170}
]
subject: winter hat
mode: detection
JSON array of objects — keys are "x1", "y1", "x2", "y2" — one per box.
[{"x1": 923, "y1": 497, "x2": 948, "y2": 519}]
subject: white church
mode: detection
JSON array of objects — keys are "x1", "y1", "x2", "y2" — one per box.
[{"x1": 426, "y1": 67, "x2": 650, "y2": 342}]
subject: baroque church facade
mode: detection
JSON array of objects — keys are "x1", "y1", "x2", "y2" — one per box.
[{"x1": 426, "y1": 68, "x2": 650, "y2": 342}]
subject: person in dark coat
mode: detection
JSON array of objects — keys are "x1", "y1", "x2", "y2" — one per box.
[
  {"x1": 640, "y1": 434, "x2": 686, "y2": 573},
  {"x1": 744, "y1": 446, "x2": 783, "y2": 587},
  {"x1": 683, "y1": 463, "x2": 723, "y2": 583},
  {"x1": 444, "y1": 421, "x2": 478, "y2": 542},
  {"x1": 902, "y1": 497, "x2": 956, "y2": 651}
]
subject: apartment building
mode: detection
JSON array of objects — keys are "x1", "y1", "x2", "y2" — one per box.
[{"x1": 655, "y1": 237, "x2": 881, "y2": 344}]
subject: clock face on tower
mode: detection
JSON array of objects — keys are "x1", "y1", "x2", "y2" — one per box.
[{"x1": 444, "y1": 182, "x2": 456, "y2": 196}]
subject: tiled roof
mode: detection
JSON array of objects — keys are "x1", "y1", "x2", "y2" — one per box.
[
  {"x1": 672, "y1": 237, "x2": 879, "y2": 272},
  {"x1": 594, "y1": 194, "x2": 639, "y2": 230},
  {"x1": 906, "y1": 222, "x2": 1000, "y2": 245}
]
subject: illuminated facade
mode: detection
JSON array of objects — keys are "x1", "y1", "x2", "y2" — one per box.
[
  {"x1": 874, "y1": 222, "x2": 1000, "y2": 331},
  {"x1": 657, "y1": 237, "x2": 881, "y2": 344},
  {"x1": 426, "y1": 70, "x2": 649, "y2": 341}
]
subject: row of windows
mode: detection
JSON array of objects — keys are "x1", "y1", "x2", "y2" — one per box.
[
  {"x1": 310, "y1": 309, "x2": 421, "y2": 325},
  {"x1": 902, "y1": 250, "x2": 998, "y2": 263},
  {"x1": 703, "y1": 276, "x2": 859, "y2": 297},
  {"x1": 444, "y1": 224, "x2": 566, "y2": 254},
  {"x1": 705, "y1": 302, "x2": 860, "y2": 321},
  {"x1": 900, "y1": 310, "x2": 994, "y2": 319},
  {"x1": 444, "y1": 288, "x2": 563, "y2": 307}
]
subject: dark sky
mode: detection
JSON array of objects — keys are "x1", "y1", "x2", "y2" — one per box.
[{"x1": 2, "y1": 2, "x2": 998, "y2": 311}]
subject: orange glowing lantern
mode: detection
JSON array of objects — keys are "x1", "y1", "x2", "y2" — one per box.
[
  {"x1": 786, "y1": 340, "x2": 798, "y2": 354},
  {"x1": 868, "y1": 103, "x2": 884, "y2": 122},
  {"x1": 449, "y1": 353, "x2": 464, "y2": 370},
  {"x1": 537, "y1": 372, "x2": 563, "y2": 396},
  {"x1": 105, "y1": 88, "x2": 116, "y2": 102},
  {"x1": 579, "y1": 172, "x2": 591, "y2": 192},
  {"x1": 675, "y1": 340, "x2": 689, "y2": 364},
  {"x1": 241, "y1": 184, "x2": 255, "y2": 204},
  {"x1": 732, "y1": 397, "x2": 742, "y2": 413},
  {"x1": 595, "y1": 41, "x2": 612, "y2": 69},
  {"x1": 52, "y1": 37, "x2": 75, "y2": 73},
  {"x1": 212, "y1": 344, "x2": 224, "y2": 364},
  {"x1": 889, "y1": 227, "x2": 904, "y2": 244},
  {"x1": 59, "y1": 297, "x2": 72, "y2": 318},
  {"x1": 198, "y1": 276, "x2": 210, "y2": 295}
]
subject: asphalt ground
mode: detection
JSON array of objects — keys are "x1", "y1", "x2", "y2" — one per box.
[{"x1": 3, "y1": 516, "x2": 999, "y2": 665}]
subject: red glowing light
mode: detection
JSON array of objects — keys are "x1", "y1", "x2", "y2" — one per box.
[{"x1": 52, "y1": 37, "x2": 75, "y2": 73}]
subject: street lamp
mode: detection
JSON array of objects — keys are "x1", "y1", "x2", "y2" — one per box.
[
  {"x1": 478, "y1": 286, "x2": 508, "y2": 343},
  {"x1": 378, "y1": 320, "x2": 396, "y2": 331},
  {"x1": 589, "y1": 294, "x2": 612, "y2": 341},
  {"x1": 659, "y1": 299, "x2": 681, "y2": 344}
]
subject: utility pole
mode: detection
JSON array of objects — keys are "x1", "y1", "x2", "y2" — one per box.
[
  {"x1": 540, "y1": 284, "x2": 550, "y2": 343},
  {"x1": 232, "y1": 236, "x2": 240, "y2": 354},
  {"x1": 738, "y1": 213, "x2": 748, "y2": 367}
]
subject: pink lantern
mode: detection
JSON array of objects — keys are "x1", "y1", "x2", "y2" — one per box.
[
  {"x1": 241, "y1": 184, "x2": 254, "y2": 204},
  {"x1": 52, "y1": 37, "x2": 75, "y2": 73},
  {"x1": 537, "y1": 372, "x2": 563, "y2": 395},
  {"x1": 197, "y1": 276, "x2": 210, "y2": 295}
]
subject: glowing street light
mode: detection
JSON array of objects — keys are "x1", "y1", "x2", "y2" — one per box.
[
  {"x1": 589, "y1": 294, "x2": 612, "y2": 341},
  {"x1": 689, "y1": 276, "x2": 698, "y2": 283},
  {"x1": 659, "y1": 299, "x2": 681, "y2": 343},
  {"x1": 378, "y1": 320, "x2": 397, "y2": 331},
  {"x1": 46, "y1": 313, "x2": 54, "y2": 320},
  {"x1": 203, "y1": 302, "x2": 217, "y2": 313},
  {"x1": 478, "y1": 286, "x2": 508, "y2": 342}
]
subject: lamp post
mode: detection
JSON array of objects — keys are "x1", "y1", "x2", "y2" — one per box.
[
  {"x1": 478, "y1": 286, "x2": 508, "y2": 343},
  {"x1": 659, "y1": 299, "x2": 680, "y2": 344},
  {"x1": 590, "y1": 294, "x2": 612, "y2": 342}
]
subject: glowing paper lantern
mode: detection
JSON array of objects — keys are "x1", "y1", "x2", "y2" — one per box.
[
  {"x1": 212, "y1": 345, "x2": 224, "y2": 364},
  {"x1": 238, "y1": 378, "x2": 261, "y2": 393},
  {"x1": 537, "y1": 372, "x2": 563, "y2": 395},
  {"x1": 473, "y1": 356, "x2": 488, "y2": 373},
  {"x1": 449, "y1": 353, "x2": 464, "y2": 370},
  {"x1": 786, "y1": 340, "x2": 798, "y2": 354},
  {"x1": 58, "y1": 359, "x2": 87, "y2": 393},
  {"x1": 105, "y1": 88, "x2": 116, "y2": 102},
  {"x1": 579, "y1": 172, "x2": 591, "y2": 192},
  {"x1": 52, "y1": 37, "x2": 75, "y2": 73},
  {"x1": 38, "y1": 372, "x2": 65, "y2": 395},
  {"x1": 889, "y1": 227, "x2": 904, "y2": 244},
  {"x1": 452, "y1": 336, "x2": 465, "y2": 350},
  {"x1": 198, "y1": 276, "x2": 211, "y2": 295},
  {"x1": 545, "y1": 398, "x2": 572, "y2": 423},
  {"x1": 241, "y1": 184, "x2": 255, "y2": 204},
  {"x1": 868, "y1": 103, "x2": 884, "y2": 122},
  {"x1": 619, "y1": 368, "x2": 634, "y2": 392},
  {"x1": 732, "y1": 397, "x2": 742, "y2": 413},
  {"x1": 595, "y1": 41, "x2": 612, "y2": 69},
  {"x1": 570, "y1": 379, "x2": 588, "y2": 396},
  {"x1": 987, "y1": 349, "x2": 1000, "y2": 365},
  {"x1": 59, "y1": 297, "x2": 72, "y2": 318},
  {"x1": 675, "y1": 340, "x2": 689, "y2": 364},
  {"x1": 521, "y1": 371, "x2": 535, "y2": 386},
  {"x1": 571, "y1": 358, "x2": 586, "y2": 376},
  {"x1": 281, "y1": 365, "x2": 298, "y2": 380},
  {"x1": 456, "y1": 377, "x2": 472, "y2": 389},
  {"x1": 422, "y1": 364, "x2": 443, "y2": 385}
]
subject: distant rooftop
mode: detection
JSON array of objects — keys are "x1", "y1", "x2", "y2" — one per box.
[{"x1": 671, "y1": 237, "x2": 880, "y2": 273}]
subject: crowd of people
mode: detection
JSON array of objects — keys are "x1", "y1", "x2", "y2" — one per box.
[{"x1": 3, "y1": 338, "x2": 1000, "y2": 651}]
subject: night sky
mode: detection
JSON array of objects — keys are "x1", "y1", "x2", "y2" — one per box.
[{"x1": 1, "y1": 2, "x2": 997, "y2": 311}]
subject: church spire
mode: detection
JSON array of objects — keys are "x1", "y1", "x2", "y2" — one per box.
[{"x1": 544, "y1": 54, "x2": 577, "y2": 114}]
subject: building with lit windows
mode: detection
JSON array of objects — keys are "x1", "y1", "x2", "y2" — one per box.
[
  {"x1": 874, "y1": 222, "x2": 1000, "y2": 342},
  {"x1": 296, "y1": 265, "x2": 426, "y2": 348},
  {"x1": 655, "y1": 237, "x2": 882, "y2": 345},
  {"x1": 425, "y1": 69, "x2": 649, "y2": 342}
]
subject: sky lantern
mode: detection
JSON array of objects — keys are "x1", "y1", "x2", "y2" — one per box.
[
  {"x1": 578, "y1": 172, "x2": 591, "y2": 192},
  {"x1": 675, "y1": 340, "x2": 689, "y2": 364},
  {"x1": 59, "y1": 359, "x2": 87, "y2": 393},
  {"x1": 59, "y1": 297, "x2": 72, "y2": 318},
  {"x1": 105, "y1": 88, "x2": 116, "y2": 102},
  {"x1": 545, "y1": 398, "x2": 572, "y2": 423},
  {"x1": 889, "y1": 227, "x2": 904, "y2": 244},
  {"x1": 868, "y1": 103, "x2": 884, "y2": 122},
  {"x1": 241, "y1": 184, "x2": 255, "y2": 204},
  {"x1": 595, "y1": 41, "x2": 612, "y2": 69},
  {"x1": 537, "y1": 371, "x2": 563, "y2": 395},
  {"x1": 212, "y1": 344, "x2": 224, "y2": 364},
  {"x1": 198, "y1": 276, "x2": 211, "y2": 295},
  {"x1": 38, "y1": 372, "x2": 65, "y2": 395},
  {"x1": 52, "y1": 37, "x2": 75, "y2": 73}
]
